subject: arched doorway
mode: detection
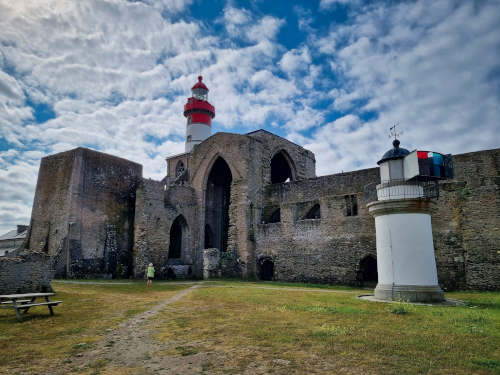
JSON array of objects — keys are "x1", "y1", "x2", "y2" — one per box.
[
  {"x1": 259, "y1": 257, "x2": 274, "y2": 281},
  {"x1": 271, "y1": 150, "x2": 295, "y2": 183},
  {"x1": 359, "y1": 255, "x2": 378, "y2": 286},
  {"x1": 169, "y1": 215, "x2": 188, "y2": 259},
  {"x1": 205, "y1": 157, "x2": 232, "y2": 252}
]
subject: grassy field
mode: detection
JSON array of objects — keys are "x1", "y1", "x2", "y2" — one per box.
[
  {"x1": 1, "y1": 280, "x2": 499, "y2": 374},
  {"x1": 0, "y1": 281, "x2": 191, "y2": 374}
]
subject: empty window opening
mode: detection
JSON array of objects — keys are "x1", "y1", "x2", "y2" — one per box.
[
  {"x1": 304, "y1": 204, "x2": 321, "y2": 219},
  {"x1": 259, "y1": 258, "x2": 274, "y2": 281},
  {"x1": 358, "y1": 255, "x2": 378, "y2": 286},
  {"x1": 204, "y1": 224, "x2": 214, "y2": 248},
  {"x1": 169, "y1": 215, "x2": 187, "y2": 259},
  {"x1": 205, "y1": 157, "x2": 232, "y2": 252},
  {"x1": 345, "y1": 194, "x2": 358, "y2": 216},
  {"x1": 175, "y1": 161, "x2": 185, "y2": 178},
  {"x1": 267, "y1": 208, "x2": 281, "y2": 223},
  {"x1": 271, "y1": 151, "x2": 294, "y2": 184}
]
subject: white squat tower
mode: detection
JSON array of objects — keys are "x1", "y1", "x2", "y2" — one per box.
[
  {"x1": 367, "y1": 139, "x2": 445, "y2": 302},
  {"x1": 184, "y1": 76, "x2": 215, "y2": 153}
]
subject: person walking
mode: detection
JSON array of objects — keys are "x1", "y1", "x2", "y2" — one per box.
[{"x1": 146, "y1": 263, "x2": 155, "y2": 287}]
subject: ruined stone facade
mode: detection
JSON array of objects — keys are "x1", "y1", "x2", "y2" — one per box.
[
  {"x1": 27, "y1": 147, "x2": 142, "y2": 279},
  {"x1": 17, "y1": 130, "x2": 500, "y2": 290}
]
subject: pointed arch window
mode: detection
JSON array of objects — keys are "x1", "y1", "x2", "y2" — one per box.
[{"x1": 270, "y1": 150, "x2": 296, "y2": 183}]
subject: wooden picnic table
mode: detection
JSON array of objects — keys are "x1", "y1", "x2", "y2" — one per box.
[{"x1": 0, "y1": 293, "x2": 62, "y2": 322}]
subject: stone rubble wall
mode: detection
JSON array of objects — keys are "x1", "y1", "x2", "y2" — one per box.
[
  {"x1": 432, "y1": 149, "x2": 499, "y2": 290},
  {"x1": 27, "y1": 147, "x2": 142, "y2": 279},
  {"x1": 133, "y1": 178, "x2": 199, "y2": 279},
  {"x1": 15, "y1": 134, "x2": 498, "y2": 291},
  {"x1": 256, "y1": 168, "x2": 378, "y2": 285},
  {"x1": 0, "y1": 251, "x2": 54, "y2": 294},
  {"x1": 202, "y1": 248, "x2": 221, "y2": 279},
  {"x1": 255, "y1": 148, "x2": 499, "y2": 290}
]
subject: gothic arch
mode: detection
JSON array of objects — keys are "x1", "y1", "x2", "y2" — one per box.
[
  {"x1": 190, "y1": 141, "x2": 243, "y2": 191},
  {"x1": 270, "y1": 149, "x2": 297, "y2": 183},
  {"x1": 168, "y1": 215, "x2": 189, "y2": 260},
  {"x1": 200, "y1": 151, "x2": 241, "y2": 191},
  {"x1": 204, "y1": 156, "x2": 233, "y2": 252}
]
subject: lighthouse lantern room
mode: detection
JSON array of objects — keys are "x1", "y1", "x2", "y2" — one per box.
[{"x1": 184, "y1": 76, "x2": 215, "y2": 152}]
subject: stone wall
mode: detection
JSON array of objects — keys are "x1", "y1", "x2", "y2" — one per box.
[
  {"x1": 0, "y1": 251, "x2": 53, "y2": 294},
  {"x1": 21, "y1": 132, "x2": 498, "y2": 290},
  {"x1": 432, "y1": 148, "x2": 499, "y2": 290},
  {"x1": 185, "y1": 131, "x2": 317, "y2": 279},
  {"x1": 133, "y1": 178, "x2": 198, "y2": 279},
  {"x1": 254, "y1": 148, "x2": 500, "y2": 290},
  {"x1": 27, "y1": 148, "x2": 142, "y2": 278},
  {"x1": 246, "y1": 129, "x2": 316, "y2": 182},
  {"x1": 255, "y1": 168, "x2": 379, "y2": 284}
]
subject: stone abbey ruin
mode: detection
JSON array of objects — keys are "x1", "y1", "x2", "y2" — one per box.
[{"x1": 1, "y1": 77, "x2": 498, "y2": 293}]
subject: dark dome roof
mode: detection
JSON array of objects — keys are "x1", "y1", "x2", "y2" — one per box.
[{"x1": 377, "y1": 139, "x2": 410, "y2": 165}]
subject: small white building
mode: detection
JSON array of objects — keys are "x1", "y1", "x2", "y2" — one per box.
[{"x1": 0, "y1": 225, "x2": 28, "y2": 257}]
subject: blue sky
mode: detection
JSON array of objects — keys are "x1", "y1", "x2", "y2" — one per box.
[{"x1": 0, "y1": 0, "x2": 499, "y2": 233}]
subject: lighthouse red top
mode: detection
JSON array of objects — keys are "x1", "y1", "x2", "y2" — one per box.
[
  {"x1": 192, "y1": 75, "x2": 209, "y2": 91},
  {"x1": 184, "y1": 75, "x2": 215, "y2": 125}
]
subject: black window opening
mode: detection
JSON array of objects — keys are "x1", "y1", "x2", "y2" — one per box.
[
  {"x1": 345, "y1": 194, "x2": 358, "y2": 216},
  {"x1": 259, "y1": 258, "x2": 274, "y2": 281},
  {"x1": 271, "y1": 151, "x2": 294, "y2": 184},
  {"x1": 169, "y1": 215, "x2": 187, "y2": 259},
  {"x1": 267, "y1": 208, "x2": 281, "y2": 223},
  {"x1": 358, "y1": 255, "x2": 378, "y2": 285},
  {"x1": 303, "y1": 204, "x2": 321, "y2": 219},
  {"x1": 205, "y1": 157, "x2": 232, "y2": 252}
]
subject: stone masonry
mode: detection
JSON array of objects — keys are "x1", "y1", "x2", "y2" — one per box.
[
  {"x1": 26, "y1": 147, "x2": 142, "y2": 278},
  {"x1": 4, "y1": 129, "x2": 498, "y2": 292},
  {"x1": 0, "y1": 250, "x2": 53, "y2": 294}
]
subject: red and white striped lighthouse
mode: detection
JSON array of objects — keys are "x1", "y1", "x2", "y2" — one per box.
[{"x1": 183, "y1": 76, "x2": 215, "y2": 152}]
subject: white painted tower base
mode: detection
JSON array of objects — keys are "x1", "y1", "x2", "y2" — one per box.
[
  {"x1": 367, "y1": 198, "x2": 444, "y2": 302},
  {"x1": 185, "y1": 122, "x2": 211, "y2": 153}
]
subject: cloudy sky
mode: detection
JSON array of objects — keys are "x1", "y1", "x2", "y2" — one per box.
[{"x1": 0, "y1": 0, "x2": 499, "y2": 234}]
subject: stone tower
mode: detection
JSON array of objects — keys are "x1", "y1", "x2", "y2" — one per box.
[{"x1": 184, "y1": 76, "x2": 215, "y2": 152}]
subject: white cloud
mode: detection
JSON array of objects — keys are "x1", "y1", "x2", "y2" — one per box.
[
  {"x1": 319, "y1": 0, "x2": 354, "y2": 10},
  {"x1": 0, "y1": 0, "x2": 498, "y2": 233},
  {"x1": 137, "y1": 0, "x2": 194, "y2": 13},
  {"x1": 0, "y1": 1, "x2": 293, "y2": 232},
  {"x1": 303, "y1": 0, "x2": 500, "y2": 175},
  {"x1": 279, "y1": 46, "x2": 311, "y2": 75}
]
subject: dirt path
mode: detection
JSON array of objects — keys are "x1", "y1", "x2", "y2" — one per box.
[
  {"x1": 52, "y1": 280, "x2": 201, "y2": 285},
  {"x1": 50, "y1": 283, "x2": 222, "y2": 375}
]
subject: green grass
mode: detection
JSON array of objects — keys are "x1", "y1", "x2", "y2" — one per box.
[
  {"x1": 155, "y1": 285, "x2": 500, "y2": 375},
  {"x1": 1, "y1": 281, "x2": 499, "y2": 374},
  {"x1": 0, "y1": 281, "x2": 190, "y2": 374}
]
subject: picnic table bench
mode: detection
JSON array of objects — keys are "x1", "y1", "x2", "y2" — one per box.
[{"x1": 0, "y1": 293, "x2": 62, "y2": 322}]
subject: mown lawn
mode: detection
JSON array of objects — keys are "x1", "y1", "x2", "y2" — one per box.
[
  {"x1": 0, "y1": 280, "x2": 499, "y2": 375},
  {"x1": 154, "y1": 282, "x2": 500, "y2": 375},
  {"x1": 0, "y1": 281, "x2": 190, "y2": 374}
]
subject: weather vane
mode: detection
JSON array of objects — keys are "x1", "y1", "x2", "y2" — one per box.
[{"x1": 389, "y1": 123, "x2": 403, "y2": 140}]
